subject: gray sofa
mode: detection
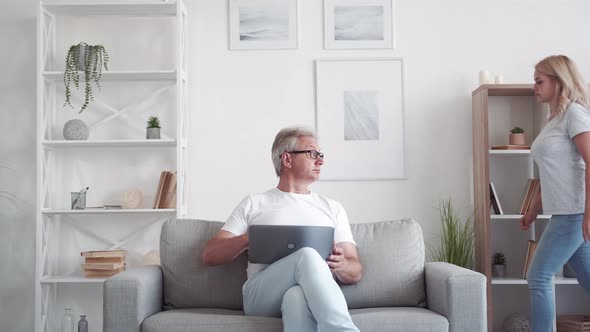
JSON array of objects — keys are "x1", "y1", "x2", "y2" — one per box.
[{"x1": 104, "y1": 219, "x2": 486, "y2": 332}]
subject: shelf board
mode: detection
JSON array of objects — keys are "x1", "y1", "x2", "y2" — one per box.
[
  {"x1": 41, "y1": 2, "x2": 177, "y2": 17},
  {"x1": 42, "y1": 139, "x2": 176, "y2": 148},
  {"x1": 41, "y1": 208, "x2": 175, "y2": 215},
  {"x1": 42, "y1": 70, "x2": 176, "y2": 81},
  {"x1": 40, "y1": 276, "x2": 107, "y2": 284},
  {"x1": 492, "y1": 277, "x2": 579, "y2": 285},
  {"x1": 491, "y1": 214, "x2": 551, "y2": 220},
  {"x1": 489, "y1": 149, "x2": 531, "y2": 155},
  {"x1": 472, "y1": 84, "x2": 534, "y2": 97}
]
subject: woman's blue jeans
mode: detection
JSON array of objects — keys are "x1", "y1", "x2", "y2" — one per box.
[{"x1": 527, "y1": 214, "x2": 590, "y2": 331}]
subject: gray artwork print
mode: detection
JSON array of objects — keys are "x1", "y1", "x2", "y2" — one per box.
[
  {"x1": 344, "y1": 90, "x2": 380, "y2": 141},
  {"x1": 334, "y1": 6, "x2": 384, "y2": 40},
  {"x1": 239, "y1": 5, "x2": 289, "y2": 40}
]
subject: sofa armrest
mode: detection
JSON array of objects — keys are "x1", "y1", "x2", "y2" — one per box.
[
  {"x1": 103, "y1": 265, "x2": 163, "y2": 332},
  {"x1": 425, "y1": 262, "x2": 487, "y2": 332}
]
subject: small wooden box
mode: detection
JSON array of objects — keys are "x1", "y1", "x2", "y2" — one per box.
[{"x1": 557, "y1": 315, "x2": 590, "y2": 332}]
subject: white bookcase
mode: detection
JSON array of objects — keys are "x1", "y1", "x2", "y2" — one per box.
[
  {"x1": 35, "y1": 1, "x2": 187, "y2": 331},
  {"x1": 472, "y1": 85, "x2": 590, "y2": 331}
]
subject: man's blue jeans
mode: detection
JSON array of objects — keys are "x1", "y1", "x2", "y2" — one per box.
[
  {"x1": 242, "y1": 247, "x2": 359, "y2": 332},
  {"x1": 527, "y1": 214, "x2": 590, "y2": 331}
]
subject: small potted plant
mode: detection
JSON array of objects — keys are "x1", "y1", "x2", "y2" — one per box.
[
  {"x1": 492, "y1": 252, "x2": 506, "y2": 278},
  {"x1": 147, "y1": 116, "x2": 161, "y2": 139},
  {"x1": 509, "y1": 126, "x2": 525, "y2": 145},
  {"x1": 63, "y1": 42, "x2": 109, "y2": 113}
]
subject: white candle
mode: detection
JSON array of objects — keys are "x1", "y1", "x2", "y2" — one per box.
[
  {"x1": 479, "y1": 70, "x2": 490, "y2": 85},
  {"x1": 495, "y1": 74, "x2": 505, "y2": 84}
]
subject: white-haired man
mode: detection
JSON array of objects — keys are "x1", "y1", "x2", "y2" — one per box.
[{"x1": 202, "y1": 127, "x2": 362, "y2": 332}]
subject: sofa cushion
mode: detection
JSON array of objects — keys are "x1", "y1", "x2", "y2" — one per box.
[
  {"x1": 142, "y1": 308, "x2": 282, "y2": 332},
  {"x1": 341, "y1": 219, "x2": 426, "y2": 308},
  {"x1": 350, "y1": 307, "x2": 448, "y2": 331},
  {"x1": 161, "y1": 219, "x2": 247, "y2": 310}
]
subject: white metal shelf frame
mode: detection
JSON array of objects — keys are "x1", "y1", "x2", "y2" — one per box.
[{"x1": 36, "y1": 2, "x2": 187, "y2": 331}]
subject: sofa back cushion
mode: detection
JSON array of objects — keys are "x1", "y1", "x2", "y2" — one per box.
[
  {"x1": 161, "y1": 219, "x2": 247, "y2": 310},
  {"x1": 341, "y1": 219, "x2": 426, "y2": 308},
  {"x1": 160, "y1": 218, "x2": 425, "y2": 310}
]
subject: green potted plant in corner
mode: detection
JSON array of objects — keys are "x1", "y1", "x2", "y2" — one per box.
[
  {"x1": 63, "y1": 42, "x2": 109, "y2": 113},
  {"x1": 427, "y1": 199, "x2": 474, "y2": 269},
  {"x1": 147, "y1": 116, "x2": 161, "y2": 139},
  {"x1": 492, "y1": 252, "x2": 506, "y2": 278},
  {"x1": 509, "y1": 126, "x2": 525, "y2": 145}
]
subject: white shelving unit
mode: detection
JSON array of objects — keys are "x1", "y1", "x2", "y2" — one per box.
[
  {"x1": 473, "y1": 85, "x2": 590, "y2": 331},
  {"x1": 36, "y1": 1, "x2": 187, "y2": 331}
]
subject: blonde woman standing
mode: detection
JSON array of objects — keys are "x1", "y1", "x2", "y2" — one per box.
[{"x1": 520, "y1": 55, "x2": 590, "y2": 331}]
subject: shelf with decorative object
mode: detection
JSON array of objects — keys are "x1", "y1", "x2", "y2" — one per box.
[
  {"x1": 36, "y1": 1, "x2": 187, "y2": 331},
  {"x1": 42, "y1": 139, "x2": 176, "y2": 148},
  {"x1": 42, "y1": 70, "x2": 177, "y2": 81},
  {"x1": 473, "y1": 84, "x2": 590, "y2": 330}
]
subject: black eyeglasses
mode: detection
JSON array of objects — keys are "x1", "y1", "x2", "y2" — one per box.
[{"x1": 287, "y1": 150, "x2": 324, "y2": 160}]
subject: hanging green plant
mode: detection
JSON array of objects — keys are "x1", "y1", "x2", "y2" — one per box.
[{"x1": 63, "y1": 42, "x2": 109, "y2": 113}]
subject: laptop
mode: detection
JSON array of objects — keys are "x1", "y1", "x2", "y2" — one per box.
[{"x1": 248, "y1": 225, "x2": 335, "y2": 264}]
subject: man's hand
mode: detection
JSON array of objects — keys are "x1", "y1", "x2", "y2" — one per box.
[
  {"x1": 327, "y1": 242, "x2": 362, "y2": 284},
  {"x1": 327, "y1": 247, "x2": 346, "y2": 271},
  {"x1": 584, "y1": 217, "x2": 590, "y2": 242}
]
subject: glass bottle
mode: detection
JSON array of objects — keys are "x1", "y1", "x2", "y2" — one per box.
[
  {"x1": 61, "y1": 308, "x2": 74, "y2": 332},
  {"x1": 77, "y1": 315, "x2": 88, "y2": 332}
]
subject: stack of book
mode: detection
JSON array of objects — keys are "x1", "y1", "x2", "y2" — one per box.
[
  {"x1": 81, "y1": 250, "x2": 126, "y2": 278},
  {"x1": 153, "y1": 170, "x2": 177, "y2": 209}
]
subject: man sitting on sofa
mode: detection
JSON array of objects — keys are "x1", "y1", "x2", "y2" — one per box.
[{"x1": 202, "y1": 126, "x2": 362, "y2": 332}]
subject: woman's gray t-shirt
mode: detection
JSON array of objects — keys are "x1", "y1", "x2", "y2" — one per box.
[{"x1": 531, "y1": 103, "x2": 590, "y2": 214}]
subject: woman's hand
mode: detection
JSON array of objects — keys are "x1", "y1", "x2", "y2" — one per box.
[{"x1": 520, "y1": 213, "x2": 536, "y2": 230}]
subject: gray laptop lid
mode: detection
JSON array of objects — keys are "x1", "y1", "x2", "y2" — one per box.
[{"x1": 248, "y1": 225, "x2": 334, "y2": 264}]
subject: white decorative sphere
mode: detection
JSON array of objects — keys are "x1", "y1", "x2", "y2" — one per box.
[
  {"x1": 122, "y1": 189, "x2": 143, "y2": 209},
  {"x1": 502, "y1": 312, "x2": 530, "y2": 332},
  {"x1": 63, "y1": 119, "x2": 89, "y2": 140}
]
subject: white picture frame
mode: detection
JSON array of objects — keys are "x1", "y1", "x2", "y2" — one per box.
[
  {"x1": 323, "y1": 0, "x2": 394, "y2": 49},
  {"x1": 229, "y1": 0, "x2": 299, "y2": 50},
  {"x1": 315, "y1": 58, "x2": 406, "y2": 180}
]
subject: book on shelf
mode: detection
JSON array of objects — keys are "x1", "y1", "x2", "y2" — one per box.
[
  {"x1": 489, "y1": 182, "x2": 504, "y2": 215},
  {"x1": 153, "y1": 170, "x2": 177, "y2": 209},
  {"x1": 84, "y1": 267, "x2": 125, "y2": 278},
  {"x1": 81, "y1": 262, "x2": 125, "y2": 270},
  {"x1": 81, "y1": 249, "x2": 126, "y2": 258},
  {"x1": 526, "y1": 180, "x2": 540, "y2": 214},
  {"x1": 522, "y1": 240, "x2": 538, "y2": 279},
  {"x1": 491, "y1": 145, "x2": 531, "y2": 150},
  {"x1": 519, "y1": 179, "x2": 540, "y2": 215},
  {"x1": 84, "y1": 256, "x2": 125, "y2": 264},
  {"x1": 154, "y1": 171, "x2": 177, "y2": 209},
  {"x1": 153, "y1": 171, "x2": 167, "y2": 208}
]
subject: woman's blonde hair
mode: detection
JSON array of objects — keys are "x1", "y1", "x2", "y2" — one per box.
[{"x1": 534, "y1": 55, "x2": 590, "y2": 114}]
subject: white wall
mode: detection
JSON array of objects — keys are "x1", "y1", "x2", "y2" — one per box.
[{"x1": 2, "y1": 0, "x2": 590, "y2": 330}]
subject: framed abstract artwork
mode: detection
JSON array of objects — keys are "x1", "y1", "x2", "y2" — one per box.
[
  {"x1": 229, "y1": 0, "x2": 299, "y2": 50},
  {"x1": 324, "y1": 0, "x2": 394, "y2": 49},
  {"x1": 315, "y1": 58, "x2": 406, "y2": 180}
]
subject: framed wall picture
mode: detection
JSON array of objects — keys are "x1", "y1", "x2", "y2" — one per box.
[
  {"x1": 323, "y1": 0, "x2": 394, "y2": 49},
  {"x1": 315, "y1": 58, "x2": 406, "y2": 180},
  {"x1": 229, "y1": 0, "x2": 299, "y2": 50}
]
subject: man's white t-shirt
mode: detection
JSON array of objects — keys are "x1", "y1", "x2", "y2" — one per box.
[
  {"x1": 221, "y1": 188, "x2": 356, "y2": 279},
  {"x1": 531, "y1": 103, "x2": 590, "y2": 215}
]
